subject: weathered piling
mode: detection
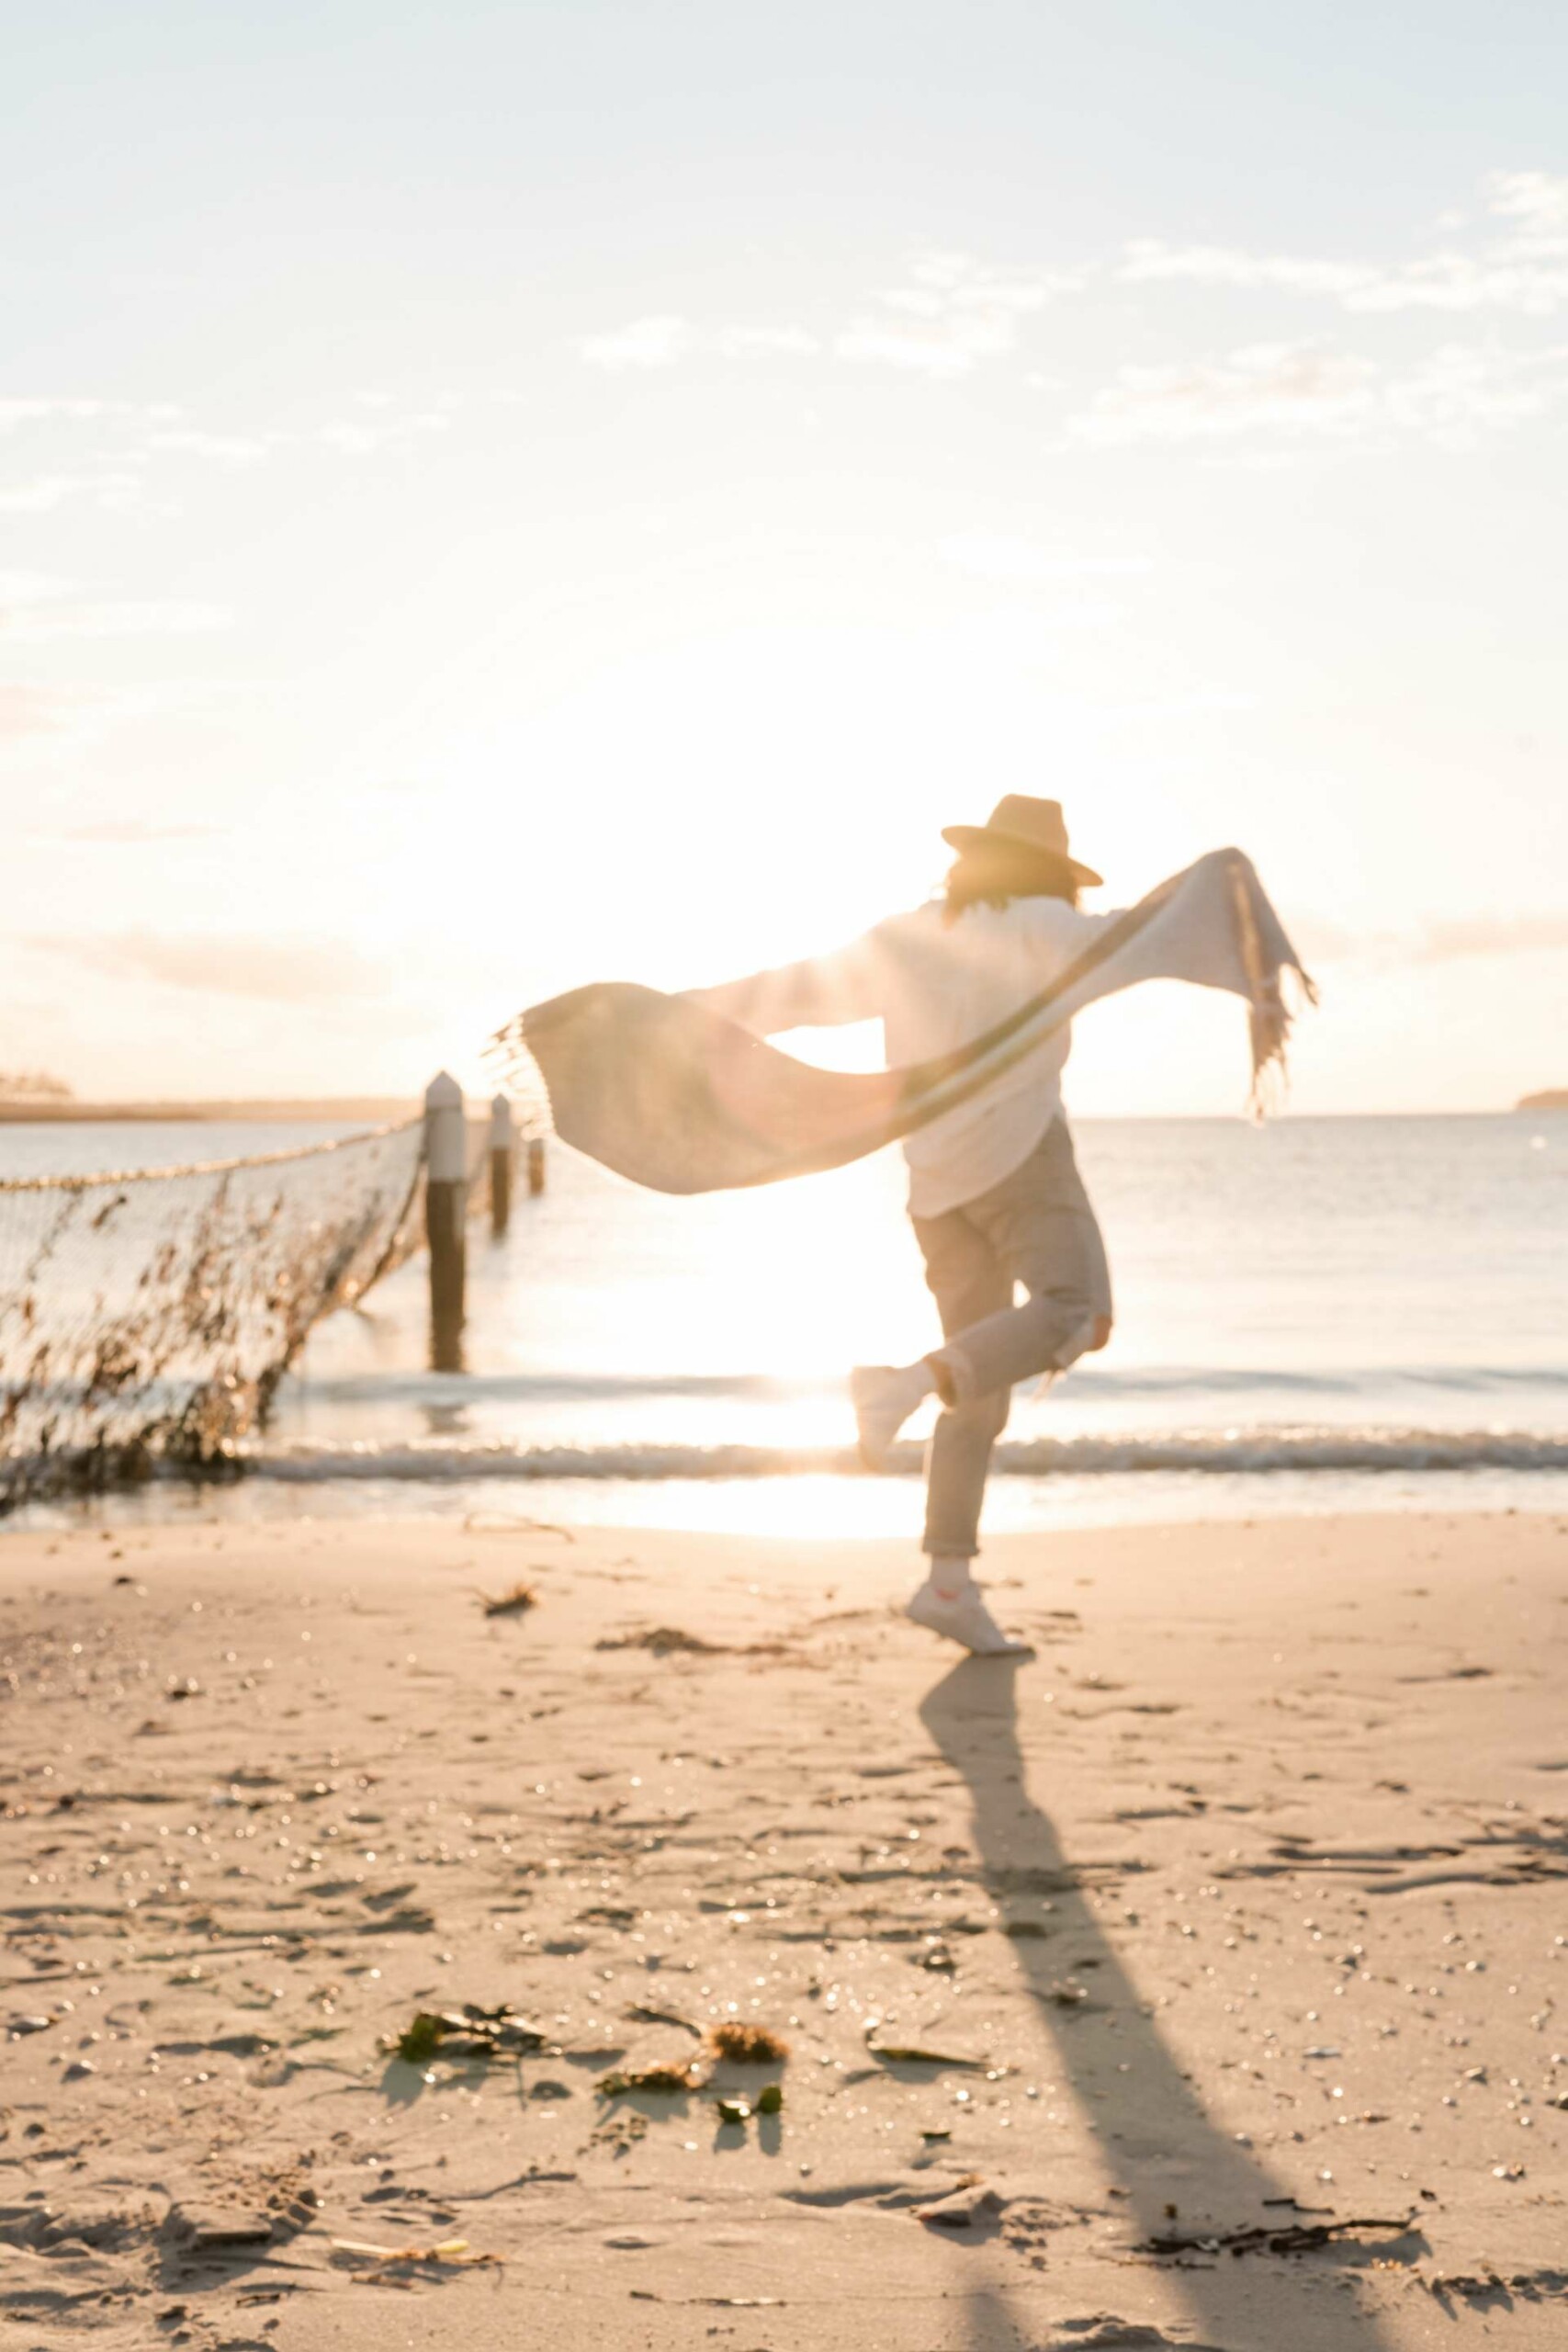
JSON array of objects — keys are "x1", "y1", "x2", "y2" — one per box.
[
  {"x1": 527, "y1": 1136, "x2": 547, "y2": 1195},
  {"x1": 489, "y1": 1092, "x2": 513, "y2": 1238},
  {"x1": 423, "y1": 1070, "x2": 467, "y2": 1373}
]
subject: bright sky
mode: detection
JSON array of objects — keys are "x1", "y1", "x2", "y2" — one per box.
[{"x1": 5, "y1": 0, "x2": 1565, "y2": 1112}]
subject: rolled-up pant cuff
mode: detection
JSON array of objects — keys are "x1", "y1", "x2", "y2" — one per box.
[{"x1": 927, "y1": 1340, "x2": 981, "y2": 1408}]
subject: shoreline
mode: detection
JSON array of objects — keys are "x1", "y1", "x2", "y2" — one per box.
[
  {"x1": 11, "y1": 1458, "x2": 1566, "y2": 1543},
  {"x1": 1, "y1": 1507, "x2": 1564, "y2": 2346}
]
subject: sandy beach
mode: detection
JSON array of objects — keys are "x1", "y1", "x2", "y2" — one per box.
[{"x1": 2, "y1": 1508, "x2": 1564, "y2": 2350}]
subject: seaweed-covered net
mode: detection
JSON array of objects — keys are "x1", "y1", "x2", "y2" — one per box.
[{"x1": 0, "y1": 1122, "x2": 424, "y2": 1510}]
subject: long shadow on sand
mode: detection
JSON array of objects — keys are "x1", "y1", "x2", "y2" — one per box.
[{"x1": 919, "y1": 1657, "x2": 1410, "y2": 2352}]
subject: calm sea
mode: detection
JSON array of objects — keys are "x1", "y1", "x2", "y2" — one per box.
[{"x1": 6, "y1": 1113, "x2": 1565, "y2": 1533}]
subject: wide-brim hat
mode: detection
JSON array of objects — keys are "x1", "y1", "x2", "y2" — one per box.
[{"x1": 942, "y1": 794, "x2": 1102, "y2": 888}]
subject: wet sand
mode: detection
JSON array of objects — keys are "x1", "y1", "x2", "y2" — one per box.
[{"x1": 1, "y1": 1509, "x2": 1565, "y2": 2349}]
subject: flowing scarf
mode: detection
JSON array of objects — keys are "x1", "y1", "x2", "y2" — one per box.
[{"x1": 488, "y1": 848, "x2": 1314, "y2": 1196}]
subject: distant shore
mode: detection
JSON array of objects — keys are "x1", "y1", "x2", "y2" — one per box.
[
  {"x1": 1518, "y1": 1089, "x2": 1568, "y2": 1111},
  {"x1": 0, "y1": 1096, "x2": 418, "y2": 1125}
]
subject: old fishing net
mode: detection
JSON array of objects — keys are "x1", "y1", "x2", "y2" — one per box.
[{"x1": 0, "y1": 1122, "x2": 424, "y2": 1510}]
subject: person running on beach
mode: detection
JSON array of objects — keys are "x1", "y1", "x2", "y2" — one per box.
[{"x1": 686, "y1": 796, "x2": 1118, "y2": 1657}]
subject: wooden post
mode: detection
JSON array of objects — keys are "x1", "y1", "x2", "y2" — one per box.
[
  {"x1": 423, "y1": 1070, "x2": 467, "y2": 1373},
  {"x1": 527, "y1": 1136, "x2": 547, "y2": 1195},
  {"x1": 489, "y1": 1092, "x2": 513, "y2": 1238}
]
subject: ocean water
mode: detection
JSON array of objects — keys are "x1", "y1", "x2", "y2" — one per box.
[{"x1": 5, "y1": 1112, "x2": 1564, "y2": 1534}]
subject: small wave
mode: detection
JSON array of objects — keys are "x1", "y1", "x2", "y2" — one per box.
[
  {"x1": 286, "y1": 1362, "x2": 1568, "y2": 1408},
  {"x1": 286, "y1": 1369, "x2": 820, "y2": 1406},
  {"x1": 241, "y1": 1427, "x2": 1568, "y2": 1483}
]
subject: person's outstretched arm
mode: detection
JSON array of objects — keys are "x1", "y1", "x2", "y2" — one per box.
[{"x1": 684, "y1": 924, "x2": 886, "y2": 1037}]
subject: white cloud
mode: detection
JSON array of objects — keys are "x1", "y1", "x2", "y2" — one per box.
[
  {"x1": 833, "y1": 317, "x2": 977, "y2": 373},
  {"x1": 579, "y1": 313, "x2": 820, "y2": 368},
  {"x1": 1070, "y1": 342, "x2": 1378, "y2": 444},
  {"x1": 0, "y1": 397, "x2": 164, "y2": 432},
  {"x1": 149, "y1": 427, "x2": 273, "y2": 464},
  {"x1": 28, "y1": 931, "x2": 396, "y2": 1004},
  {"x1": 1416, "y1": 911, "x2": 1568, "y2": 961},
  {"x1": 836, "y1": 249, "x2": 1075, "y2": 377},
  {"x1": 1, "y1": 390, "x2": 460, "y2": 473},
  {"x1": 0, "y1": 398, "x2": 105, "y2": 430},
  {"x1": 0, "y1": 679, "x2": 241, "y2": 752},
  {"x1": 580, "y1": 314, "x2": 694, "y2": 369},
  {"x1": 579, "y1": 252, "x2": 1075, "y2": 379},
  {"x1": 1120, "y1": 240, "x2": 1376, "y2": 298},
  {"x1": 1485, "y1": 169, "x2": 1568, "y2": 235},
  {"x1": 1294, "y1": 909, "x2": 1568, "y2": 965},
  {"x1": 0, "y1": 570, "x2": 73, "y2": 605},
  {"x1": 1119, "y1": 172, "x2": 1568, "y2": 319},
  {"x1": 1069, "y1": 337, "x2": 1568, "y2": 448},
  {"x1": 1347, "y1": 249, "x2": 1568, "y2": 316},
  {"x1": 314, "y1": 410, "x2": 451, "y2": 456},
  {"x1": 0, "y1": 469, "x2": 146, "y2": 513},
  {"x1": 710, "y1": 324, "x2": 821, "y2": 358},
  {"x1": 0, "y1": 588, "x2": 232, "y2": 642},
  {"x1": 0, "y1": 684, "x2": 81, "y2": 741},
  {"x1": 1382, "y1": 341, "x2": 1568, "y2": 446}
]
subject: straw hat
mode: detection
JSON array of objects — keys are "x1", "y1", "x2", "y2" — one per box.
[{"x1": 941, "y1": 795, "x2": 1102, "y2": 888}]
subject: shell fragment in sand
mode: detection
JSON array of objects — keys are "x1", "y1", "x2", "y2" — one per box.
[{"x1": 331, "y1": 2235, "x2": 500, "y2": 2267}]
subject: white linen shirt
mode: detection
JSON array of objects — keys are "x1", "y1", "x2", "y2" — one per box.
[{"x1": 686, "y1": 896, "x2": 1122, "y2": 1219}]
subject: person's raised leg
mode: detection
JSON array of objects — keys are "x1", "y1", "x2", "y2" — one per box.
[
  {"x1": 852, "y1": 1124, "x2": 1110, "y2": 1462},
  {"x1": 926, "y1": 1120, "x2": 1111, "y2": 1409}
]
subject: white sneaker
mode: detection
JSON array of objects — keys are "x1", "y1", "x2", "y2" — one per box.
[
  {"x1": 850, "y1": 1363, "x2": 930, "y2": 1471},
  {"x1": 906, "y1": 1577, "x2": 1034, "y2": 1658}
]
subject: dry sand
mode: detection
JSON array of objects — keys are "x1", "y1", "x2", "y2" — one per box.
[{"x1": 1, "y1": 1507, "x2": 1565, "y2": 2350}]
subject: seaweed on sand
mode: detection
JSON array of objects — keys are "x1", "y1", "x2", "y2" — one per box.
[
  {"x1": 1142, "y1": 2210, "x2": 1418, "y2": 2260},
  {"x1": 596, "y1": 2059, "x2": 700, "y2": 2097},
  {"x1": 864, "y1": 2041, "x2": 987, "y2": 2072},
  {"x1": 707, "y1": 2021, "x2": 790, "y2": 2063},
  {"x1": 625, "y1": 2002, "x2": 701, "y2": 2034},
  {"x1": 388, "y1": 2005, "x2": 546, "y2": 2065},
  {"x1": 594, "y1": 1626, "x2": 726, "y2": 1655},
  {"x1": 476, "y1": 1582, "x2": 537, "y2": 1617}
]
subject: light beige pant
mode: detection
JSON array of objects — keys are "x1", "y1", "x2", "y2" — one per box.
[{"x1": 912, "y1": 1117, "x2": 1111, "y2": 1560}]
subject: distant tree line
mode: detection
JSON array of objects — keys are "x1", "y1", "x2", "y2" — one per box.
[{"x1": 0, "y1": 1071, "x2": 73, "y2": 1100}]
